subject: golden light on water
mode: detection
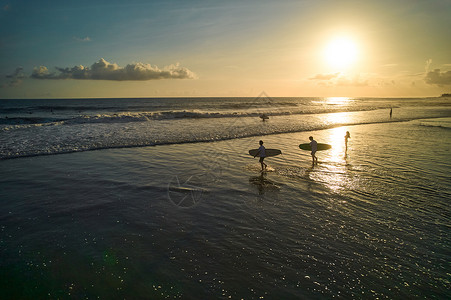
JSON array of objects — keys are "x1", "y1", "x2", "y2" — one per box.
[
  {"x1": 325, "y1": 111, "x2": 351, "y2": 125},
  {"x1": 325, "y1": 97, "x2": 352, "y2": 105},
  {"x1": 323, "y1": 98, "x2": 353, "y2": 162},
  {"x1": 317, "y1": 126, "x2": 353, "y2": 194},
  {"x1": 330, "y1": 126, "x2": 351, "y2": 160}
]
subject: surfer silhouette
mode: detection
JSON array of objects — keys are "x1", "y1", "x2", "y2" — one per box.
[
  {"x1": 345, "y1": 131, "x2": 351, "y2": 157},
  {"x1": 390, "y1": 107, "x2": 393, "y2": 119},
  {"x1": 309, "y1": 136, "x2": 318, "y2": 165},
  {"x1": 253, "y1": 140, "x2": 267, "y2": 171}
]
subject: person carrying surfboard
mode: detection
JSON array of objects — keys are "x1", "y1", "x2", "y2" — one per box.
[
  {"x1": 253, "y1": 140, "x2": 267, "y2": 171},
  {"x1": 309, "y1": 136, "x2": 318, "y2": 165}
]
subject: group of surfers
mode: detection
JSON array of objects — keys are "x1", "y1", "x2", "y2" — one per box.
[{"x1": 253, "y1": 131, "x2": 351, "y2": 171}]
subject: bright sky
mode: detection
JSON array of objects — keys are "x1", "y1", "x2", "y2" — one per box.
[{"x1": 1, "y1": 0, "x2": 451, "y2": 98}]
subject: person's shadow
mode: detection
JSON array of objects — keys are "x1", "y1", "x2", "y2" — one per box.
[
  {"x1": 248, "y1": 173, "x2": 280, "y2": 195},
  {"x1": 242, "y1": 173, "x2": 283, "y2": 208}
]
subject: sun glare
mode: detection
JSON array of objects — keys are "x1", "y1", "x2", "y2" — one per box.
[{"x1": 324, "y1": 37, "x2": 358, "y2": 69}]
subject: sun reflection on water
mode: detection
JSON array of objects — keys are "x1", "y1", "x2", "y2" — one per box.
[
  {"x1": 325, "y1": 97, "x2": 353, "y2": 105},
  {"x1": 324, "y1": 112, "x2": 352, "y2": 127},
  {"x1": 327, "y1": 127, "x2": 347, "y2": 163},
  {"x1": 313, "y1": 126, "x2": 354, "y2": 194}
]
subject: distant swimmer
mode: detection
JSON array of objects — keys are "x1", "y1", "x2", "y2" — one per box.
[
  {"x1": 253, "y1": 140, "x2": 267, "y2": 171},
  {"x1": 345, "y1": 131, "x2": 351, "y2": 156},
  {"x1": 309, "y1": 136, "x2": 318, "y2": 165},
  {"x1": 259, "y1": 114, "x2": 269, "y2": 121}
]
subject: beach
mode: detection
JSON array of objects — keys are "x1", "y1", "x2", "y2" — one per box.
[{"x1": 0, "y1": 97, "x2": 450, "y2": 298}]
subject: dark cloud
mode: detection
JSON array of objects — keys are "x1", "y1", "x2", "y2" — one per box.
[
  {"x1": 309, "y1": 72, "x2": 340, "y2": 80},
  {"x1": 424, "y1": 69, "x2": 451, "y2": 86},
  {"x1": 4, "y1": 67, "x2": 25, "y2": 87},
  {"x1": 31, "y1": 58, "x2": 196, "y2": 81}
]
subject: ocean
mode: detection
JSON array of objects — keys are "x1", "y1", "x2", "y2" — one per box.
[{"x1": 0, "y1": 96, "x2": 450, "y2": 299}]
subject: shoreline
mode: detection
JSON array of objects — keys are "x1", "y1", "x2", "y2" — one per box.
[{"x1": 2, "y1": 115, "x2": 450, "y2": 161}]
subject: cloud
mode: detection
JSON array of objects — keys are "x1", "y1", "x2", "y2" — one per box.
[
  {"x1": 336, "y1": 76, "x2": 368, "y2": 87},
  {"x1": 309, "y1": 72, "x2": 340, "y2": 80},
  {"x1": 31, "y1": 66, "x2": 55, "y2": 79},
  {"x1": 425, "y1": 59, "x2": 432, "y2": 72},
  {"x1": 31, "y1": 58, "x2": 197, "y2": 81},
  {"x1": 310, "y1": 73, "x2": 368, "y2": 87},
  {"x1": 4, "y1": 67, "x2": 25, "y2": 87},
  {"x1": 382, "y1": 64, "x2": 398, "y2": 68},
  {"x1": 424, "y1": 69, "x2": 451, "y2": 86},
  {"x1": 73, "y1": 36, "x2": 91, "y2": 42}
]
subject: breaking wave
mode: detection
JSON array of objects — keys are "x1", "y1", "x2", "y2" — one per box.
[{"x1": 1, "y1": 97, "x2": 449, "y2": 160}]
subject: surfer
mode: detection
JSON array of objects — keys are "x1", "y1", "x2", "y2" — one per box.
[
  {"x1": 345, "y1": 131, "x2": 351, "y2": 156},
  {"x1": 253, "y1": 140, "x2": 267, "y2": 171},
  {"x1": 390, "y1": 107, "x2": 393, "y2": 119},
  {"x1": 309, "y1": 136, "x2": 318, "y2": 165}
]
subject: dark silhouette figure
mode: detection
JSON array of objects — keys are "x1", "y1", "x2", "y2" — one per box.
[
  {"x1": 309, "y1": 136, "x2": 318, "y2": 165},
  {"x1": 253, "y1": 140, "x2": 267, "y2": 171},
  {"x1": 259, "y1": 114, "x2": 269, "y2": 122}
]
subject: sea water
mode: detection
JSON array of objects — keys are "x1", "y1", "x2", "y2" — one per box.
[
  {"x1": 1, "y1": 96, "x2": 450, "y2": 159},
  {"x1": 0, "y1": 96, "x2": 450, "y2": 298}
]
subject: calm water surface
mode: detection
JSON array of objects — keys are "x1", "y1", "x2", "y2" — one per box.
[{"x1": 1, "y1": 114, "x2": 450, "y2": 298}]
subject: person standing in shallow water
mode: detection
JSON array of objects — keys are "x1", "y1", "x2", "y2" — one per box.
[
  {"x1": 253, "y1": 140, "x2": 267, "y2": 171},
  {"x1": 344, "y1": 131, "x2": 351, "y2": 157},
  {"x1": 309, "y1": 136, "x2": 318, "y2": 165}
]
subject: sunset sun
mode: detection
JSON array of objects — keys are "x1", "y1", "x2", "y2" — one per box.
[{"x1": 323, "y1": 36, "x2": 359, "y2": 69}]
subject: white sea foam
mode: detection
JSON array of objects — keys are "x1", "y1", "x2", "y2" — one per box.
[
  {"x1": 418, "y1": 118, "x2": 451, "y2": 129},
  {"x1": 0, "y1": 97, "x2": 449, "y2": 159}
]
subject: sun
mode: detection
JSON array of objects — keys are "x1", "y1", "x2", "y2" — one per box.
[{"x1": 323, "y1": 36, "x2": 358, "y2": 70}]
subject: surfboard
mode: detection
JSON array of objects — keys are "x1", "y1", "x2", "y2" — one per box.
[
  {"x1": 299, "y1": 143, "x2": 332, "y2": 151},
  {"x1": 249, "y1": 149, "x2": 282, "y2": 157}
]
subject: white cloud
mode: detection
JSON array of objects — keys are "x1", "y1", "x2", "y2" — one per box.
[
  {"x1": 382, "y1": 64, "x2": 398, "y2": 68},
  {"x1": 73, "y1": 36, "x2": 91, "y2": 42},
  {"x1": 425, "y1": 59, "x2": 432, "y2": 73},
  {"x1": 310, "y1": 73, "x2": 368, "y2": 87},
  {"x1": 309, "y1": 72, "x2": 340, "y2": 80},
  {"x1": 336, "y1": 76, "x2": 368, "y2": 87},
  {"x1": 31, "y1": 58, "x2": 197, "y2": 81}
]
